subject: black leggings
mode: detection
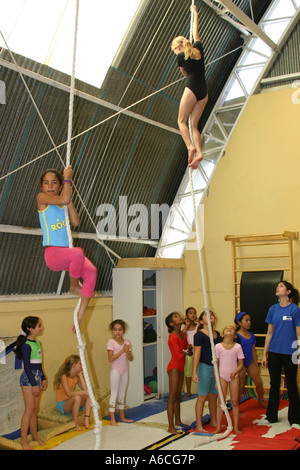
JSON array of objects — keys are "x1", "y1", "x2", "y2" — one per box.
[{"x1": 267, "y1": 351, "x2": 300, "y2": 425}]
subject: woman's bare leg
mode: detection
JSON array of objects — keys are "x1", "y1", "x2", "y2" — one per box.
[{"x1": 178, "y1": 89, "x2": 208, "y2": 169}]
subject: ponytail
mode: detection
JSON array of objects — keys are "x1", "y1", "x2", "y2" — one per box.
[
  {"x1": 14, "y1": 316, "x2": 40, "y2": 360},
  {"x1": 171, "y1": 36, "x2": 196, "y2": 60},
  {"x1": 282, "y1": 281, "x2": 299, "y2": 305},
  {"x1": 183, "y1": 39, "x2": 196, "y2": 60}
]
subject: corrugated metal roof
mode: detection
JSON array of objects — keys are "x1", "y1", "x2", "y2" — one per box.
[{"x1": 0, "y1": 0, "x2": 283, "y2": 296}]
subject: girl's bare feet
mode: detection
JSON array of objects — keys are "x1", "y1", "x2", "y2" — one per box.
[
  {"x1": 196, "y1": 426, "x2": 208, "y2": 433},
  {"x1": 188, "y1": 146, "x2": 196, "y2": 165},
  {"x1": 189, "y1": 151, "x2": 203, "y2": 169}
]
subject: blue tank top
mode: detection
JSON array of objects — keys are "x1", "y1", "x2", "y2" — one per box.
[{"x1": 38, "y1": 205, "x2": 69, "y2": 247}]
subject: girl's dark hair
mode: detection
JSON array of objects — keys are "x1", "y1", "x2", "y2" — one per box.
[
  {"x1": 39, "y1": 168, "x2": 63, "y2": 186},
  {"x1": 165, "y1": 312, "x2": 177, "y2": 333},
  {"x1": 185, "y1": 306, "x2": 196, "y2": 316},
  {"x1": 280, "y1": 281, "x2": 300, "y2": 305},
  {"x1": 14, "y1": 316, "x2": 40, "y2": 360},
  {"x1": 109, "y1": 319, "x2": 127, "y2": 332},
  {"x1": 197, "y1": 310, "x2": 216, "y2": 331},
  {"x1": 235, "y1": 312, "x2": 248, "y2": 331}
]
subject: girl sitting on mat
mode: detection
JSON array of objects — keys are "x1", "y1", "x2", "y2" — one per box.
[
  {"x1": 215, "y1": 325, "x2": 245, "y2": 434},
  {"x1": 235, "y1": 312, "x2": 267, "y2": 408},
  {"x1": 107, "y1": 319, "x2": 134, "y2": 426},
  {"x1": 37, "y1": 166, "x2": 97, "y2": 334},
  {"x1": 54, "y1": 354, "x2": 91, "y2": 431},
  {"x1": 192, "y1": 310, "x2": 220, "y2": 433},
  {"x1": 182, "y1": 306, "x2": 198, "y2": 397},
  {"x1": 171, "y1": 4, "x2": 208, "y2": 169},
  {"x1": 14, "y1": 316, "x2": 46, "y2": 450},
  {"x1": 166, "y1": 312, "x2": 192, "y2": 434}
]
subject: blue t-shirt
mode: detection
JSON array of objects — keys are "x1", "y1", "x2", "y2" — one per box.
[
  {"x1": 236, "y1": 332, "x2": 256, "y2": 367},
  {"x1": 265, "y1": 302, "x2": 300, "y2": 355},
  {"x1": 193, "y1": 329, "x2": 220, "y2": 366}
]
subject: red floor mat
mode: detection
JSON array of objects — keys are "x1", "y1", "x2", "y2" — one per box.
[{"x1": 200, "y1": 399, "x2": 300, "y2": 450}]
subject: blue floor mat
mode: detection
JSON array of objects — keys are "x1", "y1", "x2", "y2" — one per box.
[{"x1": 105, "y1": 393, "x2": 198, "y2": 422}]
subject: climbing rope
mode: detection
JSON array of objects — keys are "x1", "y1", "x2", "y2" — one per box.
[
  {"x1": 187, "y1": 0, "x2": 233, "y2": 447},
  {"x1": 64, "y1": 0, "x2": 101, "y2": 450}
]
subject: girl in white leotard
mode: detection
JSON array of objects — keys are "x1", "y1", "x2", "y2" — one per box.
[{"x1": 107, "y1": 319, "x2": 134, "y2": 426}]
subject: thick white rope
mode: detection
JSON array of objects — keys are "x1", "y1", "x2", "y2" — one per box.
[
  {"x1": 0, "y1": 29, "x2": 119, "y2": 266},
  {"x1": 65, "y1": 0, "x2": 101, "y2": 450},
  {"x1": 187, "y1": 1, "x2": 232, "y2": 448}
]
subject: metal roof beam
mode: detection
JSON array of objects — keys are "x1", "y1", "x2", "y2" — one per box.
[
  {"x1": 0, "y1": 224, "x2": 158, "y2": 247},
  {"x1": 0, "y1": 57, "x2": 180, "y2": 136},
  {"x1": 203, "y1": 0, "x2": 277, "y2": 49},
  {"x1": 219, "y1": 0, "x2": 277, "y2": 49}
]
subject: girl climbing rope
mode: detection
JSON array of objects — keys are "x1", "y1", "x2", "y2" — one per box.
[
  {"x1": 171, "y1": 4, "x2": 208, "y2": 170},
  {"x1": 37, "y1": 166, "x2": 97, "y2": 334}
]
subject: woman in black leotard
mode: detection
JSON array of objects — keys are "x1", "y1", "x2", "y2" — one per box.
[{"x1": 171, "y1": 5, "x2": 208, "y2": 169}]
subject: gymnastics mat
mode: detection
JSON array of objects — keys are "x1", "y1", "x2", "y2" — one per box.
[{"x1": 163, "y1": 399, "x2": 300, "y2": 451}]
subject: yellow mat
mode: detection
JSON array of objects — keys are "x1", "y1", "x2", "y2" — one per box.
[{"x1": 35, "y1": 420, "x2": 111, "y2": 450}]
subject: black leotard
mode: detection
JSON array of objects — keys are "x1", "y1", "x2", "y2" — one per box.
[{"x1": 177, "y1": 41, "x2": 207, "y2": 101}]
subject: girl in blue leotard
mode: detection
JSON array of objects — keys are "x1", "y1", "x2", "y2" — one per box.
[
  {"x1": 171, "y1": 5, "x2": 208, "y2": 170},
  {"x1": 235, "y1": 312, "x2": 266, "y2": 408}
]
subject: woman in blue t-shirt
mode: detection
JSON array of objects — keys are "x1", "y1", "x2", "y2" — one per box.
[{"x1": 262, "y1": 281, "x2": 300, "y2": 425}]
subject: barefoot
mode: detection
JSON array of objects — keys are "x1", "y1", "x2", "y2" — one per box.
[
  {"x1": 168, "y1": 427, "x2": 180, "y2": 434},
  {"x1": 214, "y1": 428, "x2": 221, "y2": 434},
  {"x1": 196, "y1": 426, "x2": 208, "y2": 433},
  {"x1": 234, "y1": 427, "x2": 241, "y2": 434},
  {"x1": 188, "y1": 151, "x2": 203, "y2": 169},
  {"x1": 36, "y1": 438, "x2": 46, "y2": 446},
  {"x1": 84, "y1": 416, "x2": 91, "y2": 429},
  {"x1": 21, "y1": 441, "x2": 35, "y2": 450},
  {"x1": 110, "y1": 420, "x2": 120, "y2": 427},
  {"x1": 188, "y1": 146, "x2": 196, "y2": 165},
  {"x1": 70, "y1": 284, "x2": 82, "y2": 297},
  {"x1": 75, "y1": 425, "x2": 83, "y2": 431},
  {"x1": 120, "y1": 418, "x2": 134, "y2": 423},
  {"x1": 93, "y1": 291, "x2": 103, "y2": 298}
]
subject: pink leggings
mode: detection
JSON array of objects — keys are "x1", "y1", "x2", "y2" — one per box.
[{"x1": 44, "y1": 246, "x2": 97, "y2": 298}]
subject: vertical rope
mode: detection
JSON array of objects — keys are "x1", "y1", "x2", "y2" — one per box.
[
  {"x1": 66, "y1": 0, "x2": 102, "y2": 450},
  {"x1": 187, "y1": 1, "x2": 233, "y2": 447}
]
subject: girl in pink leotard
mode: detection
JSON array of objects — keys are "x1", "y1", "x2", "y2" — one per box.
[
  {"x1": 37, "y1": 166, "x2": 97, "y2": 334},
  {"x1": 107, "y1": 319, "x2": 134, "y2": 426},
  {"x1": 214, "y1": 325, "x2": 244, "y2": 434}
]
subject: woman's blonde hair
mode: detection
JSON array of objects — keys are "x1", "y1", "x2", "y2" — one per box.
[
  {"x1": 53, "y1": 354, "x2": 80, "y2": 389},
  {"x1": 171, "y1": 36, "x2": 196, "y2": 60}
]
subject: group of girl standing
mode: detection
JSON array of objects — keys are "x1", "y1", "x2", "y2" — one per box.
[
  {"x1": 14, "y1": 316, "x2": 133, "y2": 450},
  {"x1": 165, "y1": 280, "x2": 300, "y2": 435}
]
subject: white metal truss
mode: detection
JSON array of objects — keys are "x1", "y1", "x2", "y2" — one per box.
[{"x1": 156, "y1": 0, "x2": 300, "y2": 259}]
